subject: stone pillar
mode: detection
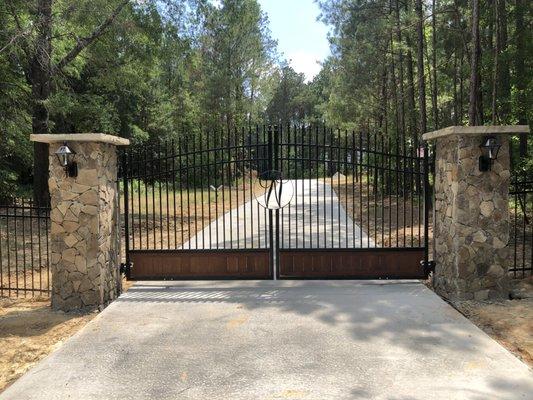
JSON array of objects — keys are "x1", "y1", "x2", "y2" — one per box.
[
  {"x1": 423, "y1": 126, "x2": 529, "y2": 301},
  {"x1": 31, "y1": 134, "x2": 130, "y2": 311}
]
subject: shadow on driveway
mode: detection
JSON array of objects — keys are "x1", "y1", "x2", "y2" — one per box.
[{"x1": 3, "y1": 280, "x2": 532, "y2": 400}]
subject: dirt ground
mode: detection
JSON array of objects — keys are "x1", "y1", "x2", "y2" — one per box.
[
  {"x1": 450, "y1": 278, "x2": 533, "y2": 367},
  {"x1": 0, "y1": 277, "x2": 133, "y2": 394},
  {"x1": 331, "y1": 175, "x2": 432, "y2": 248},
  {"x1": 0, "y1": 297, "x2": 96, "y2": 393}
]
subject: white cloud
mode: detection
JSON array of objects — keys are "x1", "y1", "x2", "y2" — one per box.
[{"x1": 287, "y1": 51, "x2": 323, "y2": 82}]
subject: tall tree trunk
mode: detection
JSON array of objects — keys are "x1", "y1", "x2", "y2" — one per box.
[
  {"x1": 406, "y1": 39, "x2": 417, "y2": 145},
  {"x1": 515, "y1": 0, "x2": 528, "y2": 155},
  {"x1": 460, "y1": 47, "x2": 464, "y2": 122},
  {"x1": 497, "y1": 0, "x2": 510, "y2": 121},
  {"x1": 453, "y1": 50, "x2": 459, "y2": 125},
  {"x1": 453, "y1": 0, "x2": 462, "y2": 124},
  {"x1": 431, "y1": 0, "x2": 439, "y2": 129},
  {"x1": 395, "y1": 0, "x2": 406, "y2": 139},
  {"x1": 491, "y1": 0, "x2": 499, "y2": 124},
  {"x1": 32, "y1": 0, "x2": 53, "y2": 206},
  {"x1": 415, "y1": 0, "x2": 427, "y2": 136},
  {"x1": 468, "y1": 0, "x2": 482, "y2": 125}
]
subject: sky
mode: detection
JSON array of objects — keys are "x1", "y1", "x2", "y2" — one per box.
[{"x1": 258, "y1": 0, "x2": 330, "y2": 82}]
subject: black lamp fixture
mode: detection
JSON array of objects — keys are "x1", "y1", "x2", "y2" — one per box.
[
  {"x1": 55, "y1": 142, "x2": 78, "y2": 177},
  {"x1": 479, "y1": 136, "x2": 501, "y2": 172}
]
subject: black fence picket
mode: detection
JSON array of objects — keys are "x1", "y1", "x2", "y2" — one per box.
[
  {"x1": 509, "y1": 180, "x2": 532, "y2": 278},
  {"x1": 0, "y1": 199, "x2": 51, "y2": 297}
]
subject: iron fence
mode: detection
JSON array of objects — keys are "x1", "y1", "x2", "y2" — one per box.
[
  {"x1": 509, "y1": 180, "x2": 532, "y2": 278},
  {"x1": 0, "y1": 199, "x2": 51, "y2": 297}
]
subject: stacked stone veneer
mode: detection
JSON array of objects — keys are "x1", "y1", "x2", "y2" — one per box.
[
  {"x1": 431, "y1": 133, "x2": 511, "y2": 301},
  {"x1": 48, "y1": 142, "x2": 120, "y2": 311}
]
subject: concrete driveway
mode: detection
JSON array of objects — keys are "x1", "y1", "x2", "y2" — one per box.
[{"x1": 3, "y1": 281, "x2": 532, "y2": 400}]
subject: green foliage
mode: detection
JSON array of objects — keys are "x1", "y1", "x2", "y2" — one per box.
[{"x1": 1, "y1": 0, "x2": 531, "y2": 202}]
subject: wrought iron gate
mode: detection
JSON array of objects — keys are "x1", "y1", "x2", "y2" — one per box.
[{"x1": 121, "y1": 125, "x2": 432, "y2": 280}]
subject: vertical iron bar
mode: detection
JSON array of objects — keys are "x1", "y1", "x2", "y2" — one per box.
[
  {"x1": 179, "y1": 137, "x2": 185, "y2": 248},
  {"x1": 21, "y1": 201, "x2": 26, "y2": 295},
  {"x1": 7, "y1": 206, "x2": 12, "y2": 296},
  {"x1": 158, "y1": 143, "x2": 163, "y2": 249},
  {"x1": 287, "y1": 124, "x2": 292, "y2": 248},
  {"x1": 274, "y1": 125, "x2": 280, "y2": 277},
  {"x1": 129, "y1": 150, "x2": 135, "y2": 251},
  {"x1": 317, "y1": 126, "x2": 321, "y2": 248},
  {"x1": 137, "y1": 148, "x2": 143, "y2": 250},
  {"x1": 144, "y1": 145, "x2": 149, "y2": 249},
  {"x1": 366, "y1": 130, "x2": 370, "y2": 248},
  {"x1": 345, "y1": 129, "x2": 349, "y2": 247},
  {"x1": 172, "y1": 139, "x2": 177, "y2": 249},
  {"x1": 359, "y1": 131, "x2": 364, "y2": 248},
  {"x1": 337, "y1": 129, "x2": 341, "y2": 247},
  {"x1": 242, "y1": 126, "x2": 247, "y2": 249},
  {"x1": 192, "y1": 137, "x2": 198, "y2": 249},
  {"x1": 423, "y1": 143, "x2": 430, "y2": 265},
  {"x1": 206, "y1": 131, "x2": 212, "y2": 249},
  {"x1": 29, "y1": 203, "x2": 35, "y2": 294},
  {"x1": 329, "y1": 128, "x2": 333, "y2": 247},
  {"x1": 122, "y1": 151, "x2": 131, "y2": 268},
  {"x1": 323, "y1": 126, "x2": 327, "y2": 248},
  {"x1": 199, "y1": 131, "x2": 205, "y2": 249},
  {"x1": 388, "y1": 135, "x2": 392, "y2": 247},
  {"x1": 214, "y1": 129, "x2": 220, "y2": 249},
  {"x1": 308, "y1": 126, "x2": 313, "y2": 248},
  {"x1": 351, "y1": 130, "x2": 356, "y2": 248},
  {"x1": 151, "y1": 144, "x2": 156, "y2": 248},
  {"x1": 37, "y1": 205, "x2": 43, "y2": 294},
  {"x1": 379, "y1": 135, "x2": 385, "y2": 247},
  {"x1": 165, "y1": 142, "x2": 170, "y2": 249},
  {"x1": 248, "y1": 126, "x2": 254, "y2": 248},
  {"x1": 268, "y1": 125, "x2": 274, "y2": 276},
  {"x1": 44, "y1": 206, "x2": 49, "y2": 293},
  {"x1": 185, "y1": 139, "x2": 191, "y2": 249},
  {"x1": 227, "y1": 127, "x2": 232, "y2": 249},
  {"x1": 234, "y1": 126, "x2": 240, "y2": 248}
]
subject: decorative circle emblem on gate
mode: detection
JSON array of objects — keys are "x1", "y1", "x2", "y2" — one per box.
[{"x1": 253, "y1": 170, "x2": 293, "y2": 209}]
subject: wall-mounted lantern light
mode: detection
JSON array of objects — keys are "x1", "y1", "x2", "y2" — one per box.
[
  {"x1": 55, "y1": 142, "x2": 78, "y2": 177},
  {"x1": 479, "y1": 136, "x2": 501, "y2": 172}
]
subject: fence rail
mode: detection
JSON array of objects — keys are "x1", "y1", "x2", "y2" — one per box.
[
  {"x1": 0, "y1": 199, "x2": 51, "y2": 297},
  {"x1": 509, "y1": 180, "x2": 532, "y2": 278}
]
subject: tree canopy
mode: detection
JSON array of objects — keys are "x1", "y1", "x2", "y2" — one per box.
[{"x1": 0, "y1": 0, "x2": 531, "y2": 200}]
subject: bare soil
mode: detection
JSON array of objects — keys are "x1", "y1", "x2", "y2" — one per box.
[
  {"x1": 330, "y1": 175, "x2": 432, "y2": 248},
  {"x1": 0, "y1": 277, "x2": 133, "y2": 393},
  {"x1": 0, "y1": 297, "x2": 95, "y2": 393},
  {"x1": 451, "y1": 278, "x2": 533, "y2": 367}
]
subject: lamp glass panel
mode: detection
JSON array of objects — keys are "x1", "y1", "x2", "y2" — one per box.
[{"x1": 55, "y1": 144, "x2": 74, "y2": 167}]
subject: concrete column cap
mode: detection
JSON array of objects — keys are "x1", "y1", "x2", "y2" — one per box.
[
  {"x1": 422, "y1": 125, "x2": 530, "y2": 141},
  {"x1": 31, "y1": 133, "x2": 130, "y2": 146}
]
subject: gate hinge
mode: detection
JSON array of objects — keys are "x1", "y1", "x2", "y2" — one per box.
[
  {"x1": 120, "y1": 262, "x2": 132, "y2": 278},
  {"x1": 420, "y1": 260, "x2": 435, "y2": 277}
]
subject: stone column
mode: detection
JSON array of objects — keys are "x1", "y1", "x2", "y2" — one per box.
[
  {"x1": 31, "y1": 134, "x2": 129, "y2": 311},
  {"x1": 423, "y1": 126, "x2": 529, "y2": 301}
]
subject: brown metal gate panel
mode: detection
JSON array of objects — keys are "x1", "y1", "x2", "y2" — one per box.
[
  {"x1": 129, "y1": 250, "x2": 271, "y2": 280},
  {"x1": 279, "y1": 248, "x2": 425, "y2": 279}
]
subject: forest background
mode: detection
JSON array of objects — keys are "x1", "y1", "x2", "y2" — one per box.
[{"x1": 0, "y1": 0, "x2": 531, "y2": 202}]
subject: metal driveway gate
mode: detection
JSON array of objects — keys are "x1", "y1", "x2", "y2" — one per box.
[{"x1": 121, "y1": 125, "x2": 432, "y2": 280}]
